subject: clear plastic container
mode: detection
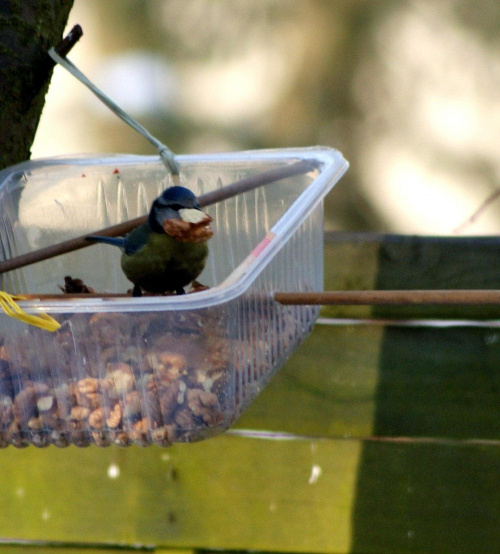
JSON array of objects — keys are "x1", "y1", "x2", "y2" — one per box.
[{"x1": 0, "y1": 147, "x2": 348, "y2": 447}]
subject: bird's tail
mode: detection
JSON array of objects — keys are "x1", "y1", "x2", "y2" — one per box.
[{"x1": 86, "y1": 235, "x2": 125, "y2": 248}]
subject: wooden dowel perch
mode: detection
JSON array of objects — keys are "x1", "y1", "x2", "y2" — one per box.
[
  {"x1": 273, "y1": 290, "x2": 500, "y2": 306},
  {"x1": 0, "y1": 159, "x2": 315, "y2": 275}
]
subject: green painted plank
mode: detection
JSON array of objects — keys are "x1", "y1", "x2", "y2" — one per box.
[
  {"x1": 0, "y1": 435, "x2": 361, "y2": 553},
  {"x1": 0, "y1": 436, "x2": 498, "y2": 553},
  {"x1": 351, "y1": 442, "x2": 500, "y2": 553}
]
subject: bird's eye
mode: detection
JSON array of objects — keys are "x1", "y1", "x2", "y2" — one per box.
[{"x1": 168, "y1": 203, "x2": 184, "y2": 211}]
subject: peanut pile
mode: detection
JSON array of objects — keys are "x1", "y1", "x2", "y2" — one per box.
[
  {"x1": 0, "y1": 297, "x2": 314, "y2": 447},
  {"x1": 0, "y1": 308, "x2": 230, "y2": 447}
]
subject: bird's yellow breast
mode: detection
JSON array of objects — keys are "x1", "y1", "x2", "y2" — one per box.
[{"x1": 121, "y1": 233, "x2": 208, "y2": 293}]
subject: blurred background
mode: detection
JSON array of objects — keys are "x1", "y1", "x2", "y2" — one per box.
[{"x1": 32, "y1": 0, "x2": 500, "y2": 235}]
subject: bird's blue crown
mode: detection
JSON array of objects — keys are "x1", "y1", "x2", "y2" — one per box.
[
  {"x1": 149, "y1": 186, "x2": 200, "y2": 231},
  {"x1": 157, "y1": 186, "x2": 199, "y2": 208}
]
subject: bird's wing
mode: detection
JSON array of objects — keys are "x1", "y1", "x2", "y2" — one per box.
[{"x1": 123, "y1": 223, "x2": 152, "y2": 255}]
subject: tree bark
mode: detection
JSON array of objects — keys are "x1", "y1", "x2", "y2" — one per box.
[{"x1": 0, "y1": 1, "x2": 74, "y2": 170}]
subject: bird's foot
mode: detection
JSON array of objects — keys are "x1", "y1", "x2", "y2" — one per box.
[
  {"x1": 132, "y1": 285, "x2": 143, "y2": 297},
  {"x1": 175, "y1": 288, "x2": 186, "y2": 295}
]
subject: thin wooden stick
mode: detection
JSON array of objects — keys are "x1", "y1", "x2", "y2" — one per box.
[
  {"x1": 0, "y1": 159, "x2": 315, "y2": 275},
  {"x1": 197, "y1": 160, "x2": 314, "y2": 207},
  {"x1": 274, "y1": 290, "x2": 500, "y2": 306},
  {"x1": 453, "y1": 188, "x2": 500, "y2": 234},
  {"x1": 16, "y1": 289, "x2": 500, "y2": 306}
]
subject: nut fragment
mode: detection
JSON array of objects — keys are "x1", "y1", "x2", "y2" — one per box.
[
  {"x1": 174, "y1": 407, "x2": 197, "y2": 430},
  {"x1": 78, "y1": 378, "x2": 99, "y2": 395},
  {"x1": 28, "y1": 417, "x2": 42, "y2": 430},
  {"x1": 59, "y1": 275, "x2": 95, "y2": 294},
  {"x1": 37, "y1": 395, "x2": 54, "y2": 412},
  {"x1": 13, "y1": 387, "x2": 38, "y2": 425},
  {"x1": 162, "y1": 213, "x2": 213, "y2": 243},
  {"x1": 158, "y1": 381, "x2": 181, "y2": 421},
  {"x1": 150, "y1": 425, "x2": 175, "y2": 446},
  {"x1": 88, "y1": 407, "x2": 106, "y2": 429},
  {"x1": 130, "y1": 418, "x2": 150, "y2": 444},
  {"x1": 70, "y1": 406, "x2": 91, "y2": 421},
  {"x1": 187, "y1": 389, "x2": 223, "y2": 425},
  {"x1": 106, "y1": 403, "x2": 122, "y2": 429},
  {"x1": 107, "y1": 363, "x2": 134, "y2": 395},
  {"x1": 92, "y1": 431, "x2": 111, "y2": 447},
  {"x1": 123, "y1": 391, "x2": 142, "y2": 420},
  {"x1": 179, "y1": 208, "x2": 210, "y2": 224}
]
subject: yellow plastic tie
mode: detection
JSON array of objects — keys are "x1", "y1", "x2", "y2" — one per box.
[{"x1": 0, "y1": 292, "x2": 61, "y2": 332}]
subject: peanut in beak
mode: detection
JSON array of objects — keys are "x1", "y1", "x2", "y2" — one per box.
[{"x1": 162, "y1": 212, "x2": 213, "y2": 243}]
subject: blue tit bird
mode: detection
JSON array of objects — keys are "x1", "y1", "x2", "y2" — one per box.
[{"x1": 87, "y1": 186, "x2": 213, "y2": 296}]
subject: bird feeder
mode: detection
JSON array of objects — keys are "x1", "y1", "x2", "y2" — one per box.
[{"x1": 0, "y1": 147, "x2": 348, "y2": 447}]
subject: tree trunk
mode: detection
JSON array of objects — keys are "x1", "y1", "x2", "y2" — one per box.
[{"x1": 0, "y1": 1, "x2": 74, "y2": 170}]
